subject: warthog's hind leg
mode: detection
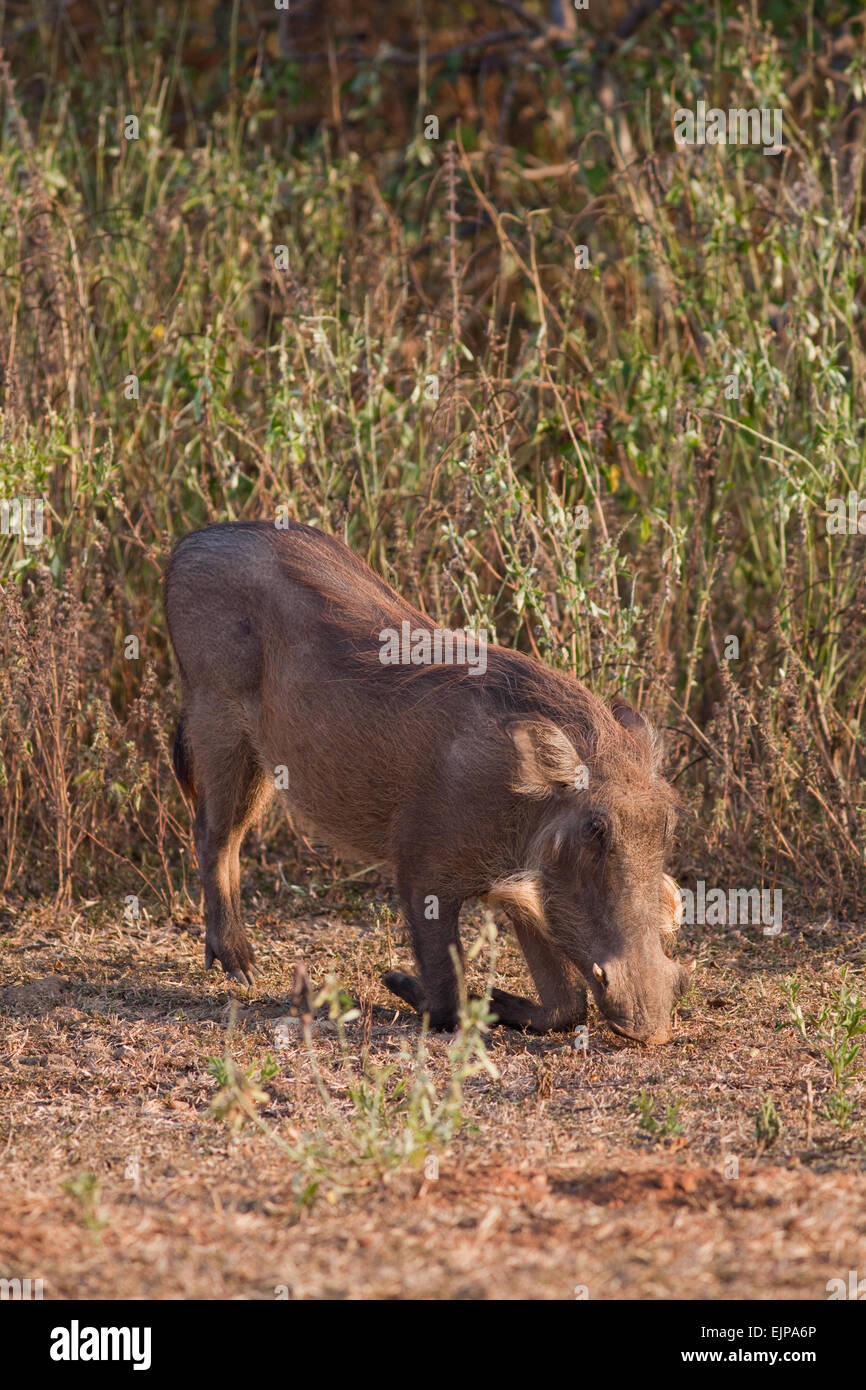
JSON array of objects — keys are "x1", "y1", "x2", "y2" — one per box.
[{"x1": 189, "y1": 715, "x2": 271, "y2": 985}]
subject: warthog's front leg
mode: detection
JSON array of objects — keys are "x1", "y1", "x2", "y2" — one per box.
[
  {"x1": 488, "y1": 983, "x2": 586, "y2": 1033},
  {"x1": 505, "y1": 921, "x2": 588, "y2": 1032},
  {"x1": 381, "y1": 972, "x2": 586, "y2": 1034},
  {"x1": 382, "y1": 899, "x2": 588, "y2": 1034},
  {"x1": 387, "y1": 883, "x2": 465, "y2": 1030},
  {"x1": 381, "y1": 969, "x2": 426, "y2": 1015}
]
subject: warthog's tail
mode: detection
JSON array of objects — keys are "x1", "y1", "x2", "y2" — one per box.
[{"x1": 172, "y1": 713, "x2": 196, "y2": 802}]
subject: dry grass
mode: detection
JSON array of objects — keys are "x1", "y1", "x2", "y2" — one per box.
[
  {"x1": 2, "y1": 868, "x2": 864, "y2": 1300},
  {"x1": 2, "y1": 2, "x2": 866, "y2": 1304}
]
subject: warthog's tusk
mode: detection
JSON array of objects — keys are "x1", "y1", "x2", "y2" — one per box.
[{"x1": 661, "y1": 872, "x2": 684, "y2": 930}]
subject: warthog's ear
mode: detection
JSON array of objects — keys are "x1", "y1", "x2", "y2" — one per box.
[
  {"x1": 611, "y1": 699, "x2": 653, "y2": 743},
  {"x1": 507, "y1": 718, "x2": 582, "y2": 796}
]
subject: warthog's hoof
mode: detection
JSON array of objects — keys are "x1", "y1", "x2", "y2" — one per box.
[
  {"x1": 382, "y1": 972, "x2": 458, "y2": 1031},
  {"x1": 224, "y1": 966, "x2": 258, "y2": 987},
  {"x1": 382, "y1": 969, "x2": 424, "y2": 1013},
  {"x1": 488, "y1": 986, "x2": 586, "y2": 1033},
  {"x1": 206, "y1": 935, "x2": 258, "y2": 987}
]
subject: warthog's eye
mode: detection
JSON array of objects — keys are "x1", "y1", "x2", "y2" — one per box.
[{"x1": 584, "y1": 813, "x2": 609, "y2": 845}]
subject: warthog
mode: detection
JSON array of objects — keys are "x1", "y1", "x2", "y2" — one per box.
[{"x1": 165, "y1": 521, "x2": 692, "y2": 1042}]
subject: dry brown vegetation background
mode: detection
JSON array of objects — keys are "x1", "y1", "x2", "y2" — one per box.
[{"x1": 1, "y1": 0, "x2": 865, "y2": 1301}]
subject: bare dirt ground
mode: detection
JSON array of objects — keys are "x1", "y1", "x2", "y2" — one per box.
[{"x1": 2, "y1": 862, "x2": 865, "y2": 1301}]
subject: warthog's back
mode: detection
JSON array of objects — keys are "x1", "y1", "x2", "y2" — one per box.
[
  {"x1": 165, "y1": 520, "x2": 403, "y2": 674},
  {"x1": 164, "y1": 521, "x2": 458, "y2": 860},
  {"x1": 166, "y1": 521, "x2": 411, "y2": 698}
]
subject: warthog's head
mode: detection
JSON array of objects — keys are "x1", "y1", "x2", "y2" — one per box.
[
  {"x1": 587, "y1": 870, "x2": 691, "y2": 1042},
  {"x1": 496, "y1": 706, "x2": 692, "y2": 1044}
]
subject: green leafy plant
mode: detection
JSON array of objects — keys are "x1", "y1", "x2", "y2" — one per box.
[
  {"x1": 62, "y1": 1171, "x2": 106, "y2": 1232},
  {"x1": 207, "y1": 1049, "x2": 275, "y2": 1136},
  {"x1": 754, "y1": 1096, "x2": 782, "y2": 1149},
  {"x1": 782, "y1": 970, "x2": 866, "y2": 1126},
  {"x1": 630, "y1": 1089, "x2": 684, "y2": 1140}
]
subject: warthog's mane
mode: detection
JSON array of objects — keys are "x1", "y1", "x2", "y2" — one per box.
[{"x1": 263, "y1": 522, "x2": 667, "y2": 781}]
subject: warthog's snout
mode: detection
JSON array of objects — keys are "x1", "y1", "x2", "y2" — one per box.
[
  {"x1": 592, "y1": 957, "x2": 693, "y2": 1046},
  {"x1": 607, "y1": 1018, "x2": 672, "y2": 1046}
]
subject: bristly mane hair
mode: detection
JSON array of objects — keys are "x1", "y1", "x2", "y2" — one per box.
[{"x1": 264, "y1": 522, "x2": 667, "y2": 780}]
